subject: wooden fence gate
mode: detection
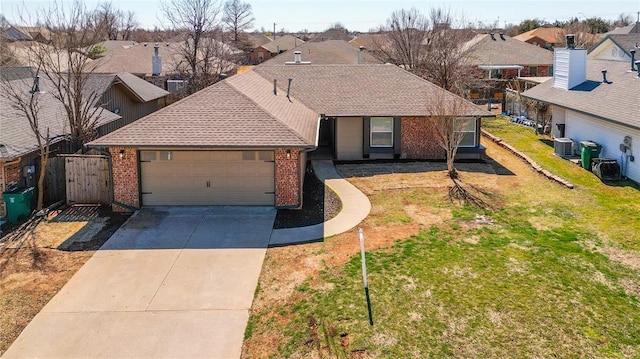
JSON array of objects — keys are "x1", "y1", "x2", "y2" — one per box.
[
  {"x1": 44, "y1": 156, "x2": 66, "y2": 204},
  {"x1": 63, "y1": 154, "x2": 111, "y2": 204}
]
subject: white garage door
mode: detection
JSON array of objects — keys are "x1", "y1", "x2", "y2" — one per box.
[{"x1": 140, "y1": 150, "x2": 275, "y2": 206}]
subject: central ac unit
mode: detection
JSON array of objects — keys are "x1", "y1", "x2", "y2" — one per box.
[{"x1": 554, "y1": 137, "x2": 573, "y2": 156}]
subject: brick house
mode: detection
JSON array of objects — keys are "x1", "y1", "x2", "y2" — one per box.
[
  {"x1": 0, "y1": 71, "x2": 169, "y2": 217},
  {"x1": 249, "y1": 35, "x2": 304, "y2": 64},
  {"x1": 463, "y1": 33, "x2": 554, "y2": 104},
  {"x1": 88, "y1": 62, "x2": 491, "y2": 211}
]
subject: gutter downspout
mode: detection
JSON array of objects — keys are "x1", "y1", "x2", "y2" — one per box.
[{"x1": 295, "y1": 115, "x2": 323, "y2": 208}]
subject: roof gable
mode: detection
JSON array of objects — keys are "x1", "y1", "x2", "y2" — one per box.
[{"x1": 88, "y1": 79, "x2": 313, "y2": 148}]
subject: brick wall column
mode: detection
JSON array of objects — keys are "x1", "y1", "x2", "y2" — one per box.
[
  {"x1": 400, "y1": 117, "x2": 445, "y2": 159},
  {"x1": 108, "y1": 147, "x2": 139, "y2": 212},
  {"x1": 275, "y1": 148, "x2": 301, "y2": 208}
]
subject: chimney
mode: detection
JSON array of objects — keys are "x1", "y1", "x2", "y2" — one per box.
[
  {"x1": 552, "y1": 35, "x2": 587, "y2": 90},
  {"x1": 566, "y1": 34, "x2": 575, "y2": 49},
  {"x1": 358, "y1": 46, "x2": 365, "y2": 64},
  {"x1": 631, "y1": 49, "x2": 636, "y2": 71},
  {"x1": 152, "y1": 43, "x2": 162, "y2": 76},
  {"x1": 294, "y1": 50, "x2": 302, "y2": 63},
  {"x1": 601, "y1": 69, "x2": 610, "y2": 84}
]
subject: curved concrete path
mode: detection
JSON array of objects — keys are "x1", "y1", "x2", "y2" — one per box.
[{"x1": 269, "y1": 160, "x2": 371, "y2": 246}]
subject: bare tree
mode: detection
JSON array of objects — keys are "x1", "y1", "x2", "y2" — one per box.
[
  {"x1": 0, "y1": 74, "x2": 51, "y2": 211},
  {"x1": 420, "y1": 8, "x2": 475, "y2": 95},
  {"x1": 222, "y1": 0, "x2": 254, "y2": 45},
  {"x1": 427, "y1": 91, "x2": 490, "y2": 207},
  {"x1": 162, "y1": 0, "x2": 230, "y2": 94},
  {"x1": 376, "y1": 8, "x2": 428, "y2": 71},
  {"x1": 121, "y1": 11, "x2": 138, "y2": 40},
  {"x1": 92, "y1": 1, "x2": 122, "y2": 40},
  {"x1": 22, "y1": 0, "x2": 107, "y2": 150}
]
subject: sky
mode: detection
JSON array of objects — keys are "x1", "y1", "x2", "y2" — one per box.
[{"x1": 2, "y1": 0, "x2": 639, "y2": 32}]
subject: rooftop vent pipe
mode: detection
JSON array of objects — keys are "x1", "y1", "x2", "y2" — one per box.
[
  {"x1": 286, "y1": 78, "x2": 292, "y2": 100},
  {"x1": 30, "y1": 75, "x2": 40, "y2": 94},
  {"x1": 499, "y1": 33, "x2": 505, "y2": 41},
  {"x1": 273, "y1": 79, "x2": 277, "y2": 95},
  {"x1": 490, "y1": 33, "x2": 496, "y2": 40},
  {"x1": 636, "y1": 61, "x2": 640, "y2": 77},
  {"x1": 601, "y1": 69, "x2": 610, "y2": 84},
  {"x1": 358, "y1": 46, "x2": 365, "y2": 64},
  {"x1": 631, "y1": 49, "x2": 637, "y2": 71},
  {"x1": 566, "y1": 34, "x2": 575, "y2": 49}
]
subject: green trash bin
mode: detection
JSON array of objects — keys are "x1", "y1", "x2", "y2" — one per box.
[
  {"x1": 580, "y1": 141, "x2": 602, "y2": 170},
  {"x1": 2, "y1": 187, "x2": 35, "y2": 224}
]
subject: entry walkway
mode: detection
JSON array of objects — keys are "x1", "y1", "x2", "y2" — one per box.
[
  {"x1": 3, "y1": 207, "x2": 276, "y2": 359},
  {"x1": 269, "y1": 160, "x2": 371, "y2": 246}
]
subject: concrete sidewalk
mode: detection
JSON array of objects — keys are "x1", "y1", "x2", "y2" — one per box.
[
  {"x1": 269, "y1": 160, "x2": 371, "y2": 246},
  {"x1": 3, "y1": 207, "x2": 276, "y2": 359}
]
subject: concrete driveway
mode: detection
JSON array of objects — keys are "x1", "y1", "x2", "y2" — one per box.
[{"x1": 3, "y1": 206, "x2": 276, "y2": 359}]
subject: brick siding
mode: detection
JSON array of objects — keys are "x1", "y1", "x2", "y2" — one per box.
[
  {"x1": 0, "y1": 162, "x2": 22, "y2": 217},
  {"x1": 400, "y1": 117, "x2": 445, "y2": 159},
  {"x1": 275, "y1": 148, "x2": 301, "y2": 208},
  {"x1": 109, "y1": 147, "x2": 139, "y2": 212}
]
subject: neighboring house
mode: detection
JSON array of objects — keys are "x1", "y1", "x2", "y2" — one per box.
[
  {"x1": 465, "y1": 33, "x2": 554, "y2": 78},
  {"x1": 91, "y1": 41, "x2": 238, "y2": 92},
  {"x1": 514, "y1": 27, "x2": 564, "y2": 49},
  {"x1": 463, "y1": 32, "x2": 554, "y2": 104},
  {"x1": 605, "y1": 21, "x2": 640, "y2": 35},
  {"x1": 249, "y1": 35, "x2": 304, "y2": 64},
  {"x1": 522, "y1": 45, "x2": 640, "y2": 182},
  {"x1": 88, "y1": 64, "x2": 491, "y2": 210},
  {"x1": 0, "y1": 71, "x2": 169, "y2": 217},
  {"x1": 258, "y1": 40, "x2": 382, "y2": 66},
  {"x1": 588, "y1": 33, "x2": 640, "y2": 62},
  {"x1": 1, "y1": 26, "x2": 52, "y2": 43}
]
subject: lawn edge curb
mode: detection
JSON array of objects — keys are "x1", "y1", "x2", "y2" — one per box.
[{"x1": 481, "y1": 129, "x2": 575, "y2": 189}]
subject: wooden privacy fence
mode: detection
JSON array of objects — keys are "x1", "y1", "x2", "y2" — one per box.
[
  {"x1": 44, "y1": 156, "x2": 66, "y2": 204},
  {"x1": 62, "y1": 154, "x2": 112, "y2": 204}
]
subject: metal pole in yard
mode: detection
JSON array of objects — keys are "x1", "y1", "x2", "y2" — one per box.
[{"x1": 359, "y1": 228, "x2": 373, "y2": 326}]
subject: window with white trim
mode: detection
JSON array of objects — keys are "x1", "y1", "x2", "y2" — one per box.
[
  {"x1": 455, "y1": 119, "x2": 477, "y2": 147},
  {"x1": 370, "y1": 117, "x2": 394, "y2": 147}
]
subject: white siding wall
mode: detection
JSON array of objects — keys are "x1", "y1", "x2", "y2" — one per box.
[
  {"x1": 565, "y1": 110, "x2": 640, "y2": 182},
  {"x1": 553, "y1": 48, "x2": 587, "y2": 90},
  {"x1": 552, "y1": 106, "x2": 566, "y2": 138}
]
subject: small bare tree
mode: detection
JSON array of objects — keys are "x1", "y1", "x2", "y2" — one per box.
[
  {"x1": 376, "y1": 8, "x2": 428, "y2": 71},
  {"x1": 34, "y1": 1, "x2": 105, "y2": 150},
  {"x1": 222, "y1": 0, "x2": 254, "y2": 46},
  {"x1": 162, "y1": 0, "x2": 232, "y2": 94},
  {"x1": 0, "y1": 74, "x2": 51, "y2": 211}
]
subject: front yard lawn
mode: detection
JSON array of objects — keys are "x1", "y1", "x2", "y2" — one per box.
[{"x1": 242, "y1": 123, "x2": 640, "y2": 358}]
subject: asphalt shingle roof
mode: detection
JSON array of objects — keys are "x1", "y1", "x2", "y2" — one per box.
[
  {"x1": 88, "y1": 77, "x2": 313, "y2": 148},
  {"x1": 1, "y1": 76, "x2": 120, "y2": 160},
  {"x1": 464, "y1": 34, "x2": 554, "y2": 66},
  {"x1": 260, "y1": 35, "x2": 304, "y2": 53},
  {"x1": 522, "y1": 59, "x2": 640, "y2": 130},
  {"x1": 589, "y1": 34, "x2": 640, "y2": 57},
  {"x1": 253, "y1": 64, "x2": 490, "y2": 117},
  {"x1": 258, "y1": 40, "x2": 382, "y2": 66},
  {"x1": 89, "y1": 64, "x2": 492, "y2": 148}
]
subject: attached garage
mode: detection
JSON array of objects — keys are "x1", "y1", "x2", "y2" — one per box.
[{"x1": 139, "y1": 150, "x2": 275, "y2": 206}]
